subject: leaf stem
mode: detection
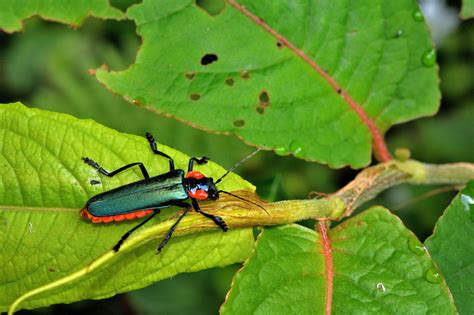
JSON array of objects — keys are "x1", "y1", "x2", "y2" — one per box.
[{"x1": 8, "y1": 160, "x2": 474, "y2": 313}]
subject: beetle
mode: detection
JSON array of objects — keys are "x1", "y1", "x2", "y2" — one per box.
[{"x1": 81, "y1": 132, "x2": 261, "y2": 252}]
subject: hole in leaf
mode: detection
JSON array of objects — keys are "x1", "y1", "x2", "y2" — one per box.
[
  {"x1": 185, "y1": 72, "x2": 196, "y2": 80},
  {"x1": 256, "y1": 106, "x2": 265, "y2": 114},
  {"x1": 201, "y1": 54, "x2": 218, "y2": 65},
  {"x1": 233, "y1": 119, "x2": 245, "y2": 127},
  {"x1": 240, "y1": 70, "x2": 250, "y2": 79},
  {"x1": 190, "y1": 93, "x2": 201, "y2": 101},
  {"x1": 196, "y1": 0, "x2": 225, "y2": 16},
  {"x1": 259, "y1": 90, "x2": 270, "y2": 105},
  {"x1": 225, "y1": 77, "x2": 234, "y2": 86}
]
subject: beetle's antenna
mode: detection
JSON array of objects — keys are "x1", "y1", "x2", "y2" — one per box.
[
  {"x1": 218, "y1": 190, "x2": 269, "y2": 215},
  {"x1": 215, "y1": 148, "x2": 261, "y2": 184}
]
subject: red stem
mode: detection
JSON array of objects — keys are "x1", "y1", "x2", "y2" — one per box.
[
  {"x1": 318, "y1": 221, "x2": 333, "y2": 315},
  {"x1": 227, "y1": 0, "x2": 391, "y2": 162}
]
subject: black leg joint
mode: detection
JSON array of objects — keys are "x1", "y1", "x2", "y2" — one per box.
[
  {"x1": 145, "y1": 132, "x2": 175, "y2": 171},
  {"x1": 188, "y1": 156, "x2": 210, "y2": 172}
]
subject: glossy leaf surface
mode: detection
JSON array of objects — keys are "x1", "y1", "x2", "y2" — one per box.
[
  {"x1": 222, "y1": 207, "x2": 456, "y2": 314},
  {"x1": 425, "y1": 181, "x2": 474, "y2": 314},
  {"x1": 0, "y1": 103, "x2": 255, "y2": 311},
  {"x1": 97, "y1": 0, "x2": 439, "y2": 168}
]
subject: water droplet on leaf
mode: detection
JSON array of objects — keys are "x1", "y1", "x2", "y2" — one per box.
[
  {"x1": 425, "y1": 267, "x2": 443, "y2": 283},
  {"x1": 422, "y1": 48, "x2": 436, "y2": 67},
  {"x1": 290, "y1": 141, "x2": 303, "y2": 157},
  {"x1": 413, "y1": 8, "x2": 424, "y2": 22},
  {"x1": 461, "y1": 194, "x2": 474, "y2": 221},
  {"x1": 408, "y1": 237, "x2": 426, "y2": 256},
  {"x1": 376, "y1": 282, "x2": 386, "y2": 292},
  {"x1": 275, "y1": 147, "x2": 290, "y2": 156}
]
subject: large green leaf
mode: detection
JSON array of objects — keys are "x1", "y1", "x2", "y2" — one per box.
[
  {"x1": 425, "y1": 181, "x2": 474, "y2": 314},
  {"x1": 96, "y1": 0, "x2": 439, "y2": 168},
  {"x1": 221, "y1": 207, "x2": 456, "y2": 314},
  {"x1": 0, "y1": 103, "x2": 255, "y2": 311},
  {"x1": 0, "y1": 0, "x2": 124, "y2": 33}
]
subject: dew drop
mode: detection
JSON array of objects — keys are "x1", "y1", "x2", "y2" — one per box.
[
  {"x1": 395, "y1": 30, "x2": 403, "y2": 38},
  {"x1": 376, "y1": 282, "x2": 386, "y2": 292},
  {"x1": 425, "y1": 267, "x2": 443, "y2": 284},
  {"x1": 275, "y1": 147, "x2": 290, "y2": 156},
  {"x1": 413, "y1": 8, "x2": 424, "y2": 22},
  {"x1": 190, "y1": 93, "x2": 201, "y2": 101},
  {"x1": 460, "y1": 194, "x2": 474, "y2": 221},
  {"x1": 408, "y1": 237, "x2": 426, "y2": 256},
  {"x1": 290, "y1": 141, "x2": 303, "y2": 157},
  {"x1": 233, "y1": 119, "x2": 245, "y2": 127},
  {"x1": 225, "y1": 77, "x2": 234, "y2": 86},
  {"x1": 421, "y1": 48, "x2": 437, "y2": 67}
]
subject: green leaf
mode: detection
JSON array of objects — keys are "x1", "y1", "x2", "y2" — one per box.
[
  {"x1": 221, "y1": 207, "x2": 456, "y2": 314},
  {"x1": 0, "y1": 0, "x2": 125, "y2": 33},
  {"x1": 461, "y1": 0, "x2": 474, "y2": 19},
  {"x1": 96, "y1": 0, "x2": 439, "y2": 168},
  {"x1": 0, "y1": 102, "x2": 255, "y2": 311},
  {"x1": 425, "y1": 181, "x2": 474, "y2": 314}
]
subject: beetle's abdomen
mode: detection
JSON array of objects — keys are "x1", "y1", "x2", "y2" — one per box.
[
  {"x1": 83, "y1": 170, "x2": 188, "y2": 222},
  {"x1": 80, "y1": 208, "x2": 155, "y2": 223}
]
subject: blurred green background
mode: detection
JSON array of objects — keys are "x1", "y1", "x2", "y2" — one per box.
[{"x1": 0, "y1": 0, "x2": 472, "y2": 314}]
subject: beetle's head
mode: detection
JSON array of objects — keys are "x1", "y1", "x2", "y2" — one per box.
[{"x1": 184, "y1": 171, "x2": 219, "y2": 200}]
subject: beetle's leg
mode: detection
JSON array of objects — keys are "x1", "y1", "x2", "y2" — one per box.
[
  {"x1": 82, "y1": 157, "x2": 150, "y2": 179},
  {"x1": 191, "y1": 198, "x2": 228, "y2": 232},
  {"x1": 188, "y1": 156, "x2": 210, "y2": 172},
  {"x1": 113, "y1": 210, "x2": 160, "y2": 252},
  {"x1": 157, "y1": 202, "x2": 191, "y2": 252},
  {"x1": 146, "y1": 132, "x2": 175, "y2": 171}
]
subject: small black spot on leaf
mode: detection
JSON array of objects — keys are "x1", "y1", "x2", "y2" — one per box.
[
  {"x1": 201, "y1": 54, "x2": 218, "y2": 65},
  {"x1": 185, "y1": 72, "x2": 196, "y2": 80},
  {"x1": 190, "y1": 93, "x2": 201, "y2": 101},
  {"x1": 256, "y1": 106, "x2": 265, "y2": 114},
  {"x1": 90, "y1": 180, "x2": 101, "y2": 185},
  {"x1": 233, "y1": 119, "x2": 245, "y2": 127},
  {"x1": 259, "y1": 90, "x2": 270, "y2": 105},
  {"x1": 336, "y1": 88, "x2": 342, "y2": 94},
  {"x1": 276, "y1": 42, "x2": 283, "y2": 48},
  {"x1": 196, "y1": 0, "x2": 225, "y2": 16},
  {"x1": 225, "y1": 77, "x2": 234, "y2": 86},
  {"x1": 240, "y1": 70, "x2": 250, "y2": 79}
]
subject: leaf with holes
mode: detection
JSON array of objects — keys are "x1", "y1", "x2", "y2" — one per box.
[
  {"x1": 0, "y1": 0, "x2": 124, "y2": 33},
  {"x1": 221, "y1": 207, "x2": 456, "y2": 314},
  {"x1": 96, "y1": 0, "x2": 439, "y2": 168},
  {"x1": 425, "y1": 181, "x2": 474, "y2": 314},
  {"x1": 0, "y1": 103, "x2": 255, "y2": 312}
]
